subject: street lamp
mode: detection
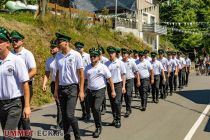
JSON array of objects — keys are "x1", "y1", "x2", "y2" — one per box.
[{"x1": 115, "y1": 0, "x2": 118, "y2": 29}]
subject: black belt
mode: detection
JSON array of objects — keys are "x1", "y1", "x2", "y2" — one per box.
[
  {"x1": 140, "y1": 77, "x2": 149, "y2": 80},
  {"x1": 154, "y1": 74, "x2": 160, "y2": 77},
  {"x1": 59, "y1": 84, "x2": 78, "y2": 89},
  {"x1": 114, "y1": 82, "x2": 122, "y2": 85},
  {"x1": 88, "y1": 87, "x2": 105, "y2": 93},
  {"x1": 0, "y1": 97, "x2": 22, "y2": 104},
  {"x1": 126, "y1": 78, "x2": 134, "y2": 81}
]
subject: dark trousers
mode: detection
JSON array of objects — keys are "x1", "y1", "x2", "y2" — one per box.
[
  {"x1": 80, "y1": 81, "x2": 90, "y2": 117},
  {"x1": 160, "y1": 72, "x2": 168, "y2": 97},
  {"x1": 152, "y1": 75, "x2": 160, "y2": 101},
  {"x1": 101, "y1": 94, "x2": 106, "y2": 110},
  {"x1": 182, "y1": 70, "x2": 186, "y2": 86},
  {"x1": 122, "y1": 79, "x2": 134, "y2": 112},
  {"x1": 0, "y1": 97, "x2": 22, "y2": 140},
  {"x1": 139, "y1": 78, "x2": 149, "y2": 108},
  {"x1": 107, "y1": 82, "x2": 122, "y2": 121},
  {"x1": 134, "y1": 78, "x2": 139, "y2": 97},
  {"x1": 50, "y1": 81, "x2": 62, "y2": 126},
  {"x1": 185, "y1": 71, "x2": 190, "y2": 85},
  {"x1": 178, "y1": 69, "x2": 186, "y2": 88},
  {"x1": 169, "y1": 72, "x2": 174, "y2": 93},
  {"x1": 88, "y1": 87, "x2": 106, "y2": 128},
  {"x1": 173, "y1": 72, "x2": 177, "y2": 91},
  {"x1": 58, "y1": 84, "x2": 80, "y2": 139},
  {"x1": 18, "y1": 81, "x2": 33, "y2": 140}
]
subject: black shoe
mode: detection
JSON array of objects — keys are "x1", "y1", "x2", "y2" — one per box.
[
  {"x1": 64, "y1": 134, "x2": 71, "y2": 140},
  {"x1": 110, "y1": 120, "x2": 116, "y2": 126},
  {"x1": 170, "y1": 92, "x2": 173, "y2": 96},
  {"x1": 79, "y1": 114, "x2": 86, "y2": 120},
  {"x1": 54, "y1": 124, "x2": 62, "y2": 130},
  {"x1": 124, "y1": 111, "x2": 131, "y2": 118},
  {"x1": 101, "y1": 109, "x2": 106, "y2": 115},
  {"x1": 156, "y1": 99, "x2": 159, "y2": 104},
  {"x1": 141, "y1": 107, "x2": 146, "y2": 111},
  {"x1": 115, "y1": 120, "x2": 121, "y2": 128},
  {"x1": 85, "y1": 114, "x2": 91, "y2": 122},
  {"x1": 93, "y1": 127, "x2": 102, "y2": 138}
]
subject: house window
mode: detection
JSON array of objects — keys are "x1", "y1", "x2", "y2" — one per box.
[
  {"x1": 143, "y1": 13, "x2": 148, "y2": 24},
  {"x1": 150, "y1": 16, "x2": 155, "y2": 24}
]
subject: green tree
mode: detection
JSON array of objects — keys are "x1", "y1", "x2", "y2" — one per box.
[{"x1": 160, "y1": 0, "x2": 210, "y2": 54}]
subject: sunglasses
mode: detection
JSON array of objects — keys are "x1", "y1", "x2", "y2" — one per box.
[
  {"x1": 76, "y1": 47, "x2": 83, "y2": 50},
  {"x1": 90, "y1": 55, "x2": 97, "y2": 58},
  {"x1": 57, "y1": 39, "x2": 65, "y2": 44},
  {"x1": 12, "y1": 38, "x2": 20, "y2": 43},
  {"x1": 108, "y1": 52, "x2": 115, "y2": 54}
]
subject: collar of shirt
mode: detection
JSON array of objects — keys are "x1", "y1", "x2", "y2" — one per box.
[
  {"x1": 13, "y1": 47, "x2": 25, "y2": 55},
  {"x1": 0, "y1": 52, "x2": 13, "y2": 65}
]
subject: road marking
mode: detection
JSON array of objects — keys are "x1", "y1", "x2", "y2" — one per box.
[{"x1": 184, "y1": 104, "x2": 210, "y2": 140}]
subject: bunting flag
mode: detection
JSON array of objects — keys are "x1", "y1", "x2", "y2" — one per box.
[
  {"x1": 138, "y1": 5, "x2": 158, "y2": 14},
  {"x1": 97, "y1": 13, "x2": 126, "y2": 18},
  {"x1": 168, "y1": 27, "x2": 210, "y2": 36},
  {"x1": 159, "y1": 21, "x2": 210, "y2": 26}
]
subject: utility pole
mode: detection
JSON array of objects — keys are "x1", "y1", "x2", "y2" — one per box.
[{"x1": 115, "y1": 0, "x2": 118, "y2": 29}]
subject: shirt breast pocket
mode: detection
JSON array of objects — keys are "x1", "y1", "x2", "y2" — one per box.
[
  {"x1": 67, "y1": 57, "x2": 75, "y2": 66},
  {"x1": 5, "y1": 66, "x2": 14, "y2": 76}
]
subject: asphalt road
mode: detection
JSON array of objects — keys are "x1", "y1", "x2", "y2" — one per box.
[{"x1": 1, "y1": 73, "x2": 210, "y2": 140}]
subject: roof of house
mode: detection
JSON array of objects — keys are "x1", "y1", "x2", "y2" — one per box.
[{"x1": 72, "y1": 0, "x2": 136, "y2": 12}]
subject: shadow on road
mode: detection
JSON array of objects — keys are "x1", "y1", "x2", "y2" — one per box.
[
  {"x1": 42, "y1": 114, "x2": 56, "y2": 118},
  {"x1": 31, "y1": 122, "x2": 56, "y2": 130},
  {"x1": 204, "y1": 117, "x2": 210, "y2": 132},
  {"x1": 179, "y1": 89, "x2": 210, "y2": 105},
  {"x1": 164, "y1": 89, "x2": 210, "y2": 117}
]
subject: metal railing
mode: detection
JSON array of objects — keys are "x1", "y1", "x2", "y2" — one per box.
[
  {"x1": 142, "y1": 24, "x2": 167, "y2": 35},
  {"x1": 116, "y1": 20, "x2": 137, "y2": 29}
]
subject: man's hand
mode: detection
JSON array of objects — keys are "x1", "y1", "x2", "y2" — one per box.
[
  {"x1": 168, "y1": 73, "x2": 170, "y2": 77},
  {"x1": 54, "y1": 92, "x2": 59, "y2": 102},
  {"x1": 111, "y1": 91, "x2": 116, "y2": 98},
  {"x1": 42, "y1": 85, "x2": 47, "y2": 92},
  {"x1": 151, "y1": 79, "x2": 154, "y2": 84},
  {"x1": 23, "y1": 107, "x2": 31, "y2": 119},
  {"x1": 136, "y1": 81, "x2": 141, "y2": 87},
  {"x1": 122, "y1": 87, "x2": 126, "y2": 94},
  {"x1": 79, "y1": 91, "x2": 85, "y2": 102}
]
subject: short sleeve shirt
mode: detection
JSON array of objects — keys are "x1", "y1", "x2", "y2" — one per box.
[
  {"x1": 85, "y1": 63, "x2": 111, "y2": 90},
  {"x1": 152, "y1": 60, "x2": 163, "y2": 75},
  {"x1": 12, "y1": 47, "x2": 36, "y2": 72},
  {"x1": 158, "y1": 57, "x2": 170, "y2": 72},
  {"x1": 0, "y1": 53, "x2": 29, "y2": 100},
  {"x1": 123, "y1": 59, "x2": 138, "y2": 80},
  {"x1": 100, "y1": 56, "x2": 109, "y2": 64},
  {"x1": 105, "y1": 59, "x2": 126, "y2": 83},
  {"x1": 45, "y1": 56, "x2": 56, "y2": 81},
  {"x1": 55, "y1": 50, "x2": 84, "y2": 85},
  {"x1": 168, "y1": 58, "x2": 177, "y2": 71},
  {"x1": 81, "y1": 52, "x2": 91, "y2": 68},
  {"x1": 136, "y1": 59, "x2": 153, "y2": 79},
  {"x1": 177, "y1": 57, "x2": 186, "y2": 69},
  {"x1": 185, "y1": 58, "x2": 191, "y2": 66},
  {"x1": 145, "y1": 56, "x2": 152, "y2": 62}
]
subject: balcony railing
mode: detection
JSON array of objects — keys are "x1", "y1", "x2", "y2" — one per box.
[
  {"x1": 116, "y1": 20, "x2": 137, "y2": 29},
  {"x1": 142, "y1": 24, "x2": 167, "y2": 35}
]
